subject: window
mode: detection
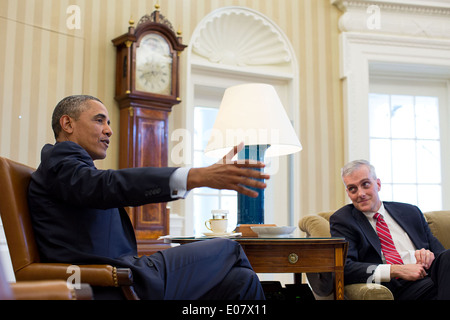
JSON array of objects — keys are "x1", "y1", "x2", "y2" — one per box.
[
  {"x1": 337, "y1": 1, "x2": 450, "y2": 213},
  {"x1": 369, "y1": 78, "x2": 448, "y2": 211},
  {"x1": 185, "y1": 7, "x2": 300, "y2": 240},
  {"x1": 192, "y1": 104, "x2": 237, "y2": 235}
]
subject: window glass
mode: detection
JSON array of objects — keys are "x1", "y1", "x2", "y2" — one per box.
[
  {"x1": 193, "y1": 105, "x2": 237, "y2": 235},
  {"x1": 369, "y1": 91, "x2": 442, "y2": 211},
  {"x1": 390, "y1": 95, "x2": 415, "y2": 139},
  {"x1": 415, "y1": 96, "x2": 439, "y2": 139},
  {"x1": 391, "y1": 139, "x2": 416, "y2": 184},
  {"x1": 369, "y1": 93, "x2": 391, "y2": 138}
]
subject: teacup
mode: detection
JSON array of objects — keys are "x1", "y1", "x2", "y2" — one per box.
[
  {"x1": 205, "y1": 218, "x2": 228, "y2": 234},
  {"x1": 211, "y1": 209, "x2": 228, "y2": 220}
]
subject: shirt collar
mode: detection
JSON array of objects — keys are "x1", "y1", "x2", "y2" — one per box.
[{"x1": 362, "y1": 201, "x2": 386, "y2": 220}]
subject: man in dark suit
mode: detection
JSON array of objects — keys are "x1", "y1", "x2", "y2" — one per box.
[
  {"x1": 330, "y1": 159, "x2": 450, "y2": 300},
  {"x1": 28, "y1": 95, "x2": 269, "y2": 300}
]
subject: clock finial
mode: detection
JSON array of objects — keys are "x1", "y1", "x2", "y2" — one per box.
[
  {"x1": 128, "y1": 16, "x2": 135, "y2": 34},
  {"x1": 177, "y1": 28, "x2": 183, "y2": 42}
]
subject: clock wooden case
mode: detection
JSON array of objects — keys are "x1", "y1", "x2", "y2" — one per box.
[{"x1": 112, "y1": 10, "x2": 186, "y2": 255}]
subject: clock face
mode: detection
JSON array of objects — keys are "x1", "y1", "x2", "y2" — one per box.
[{"x1": 135, "y1": 33, "x2": 173, "y2": 95}]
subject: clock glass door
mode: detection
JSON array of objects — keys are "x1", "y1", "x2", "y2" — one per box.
[{"x1": 135, "y1": 33, "x2": 173, "y2": 95}]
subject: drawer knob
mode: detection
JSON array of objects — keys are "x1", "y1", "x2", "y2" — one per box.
[{"x1": 288, "y1": 253, "x2": 298, "y2": 264}]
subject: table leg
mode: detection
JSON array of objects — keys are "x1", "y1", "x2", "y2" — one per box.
[
  {"x1": 334, "y1": 247, "x2": 345, "y2": 300},
  {"x1": 334, "y1": 270, "x2": 345, "y2": 300},
  {"x1": 294, "y1": 273, "x2": 302, "y2": 285}
]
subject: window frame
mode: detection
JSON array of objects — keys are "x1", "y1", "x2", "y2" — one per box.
[
  {"x1": 340, "y1": 31, "x2": 450, "y2": 210},
  {"x1": 368, "y1": 76, "x2": 449, "y2": 210}
]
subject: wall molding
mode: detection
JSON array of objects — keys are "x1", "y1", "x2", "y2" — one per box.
[
  {"x1": 332, "y1": 0, "x2": 450, "y2": 162},
  {"x1": 190, "y1": 6, "x2": 294, "y2": 72},
  {"x1": 332, "y1": 0, "x2": 450, "y2": 39}
]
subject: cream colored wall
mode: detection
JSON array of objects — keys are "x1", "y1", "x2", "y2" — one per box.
[{"x1": 0, "y1": 0, "x2": 345, "y2": 218}]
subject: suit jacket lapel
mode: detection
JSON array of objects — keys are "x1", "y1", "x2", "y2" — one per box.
[
  {"x1": 352, "y1": 207, "x2": 383, "y2": 260},
  {"x1": 383, "y1": 202, "x2": 419, "y2": 248}
]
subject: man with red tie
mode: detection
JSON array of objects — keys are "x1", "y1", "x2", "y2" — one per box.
[{"x1": 330, "y1": 160, "x2": 450, "y2": 300}]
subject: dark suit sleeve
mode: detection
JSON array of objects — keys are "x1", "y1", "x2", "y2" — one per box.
[
  {"x1": 330, "y1": 208, "x2": 381, "y2": 285},
  {"x1": 40, "y1": 141, "x2": 178, "y2": 209},
  {"x1": 405, "y1": 204, "x2": 445, "y2": 255}
]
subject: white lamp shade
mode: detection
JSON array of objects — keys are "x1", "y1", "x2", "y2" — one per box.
[{"x1": 204, "y1": 83, "x2": 302, "y2": 158}]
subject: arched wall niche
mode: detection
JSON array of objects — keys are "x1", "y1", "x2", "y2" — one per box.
[{"x1": 182, "y1": 6, "x2": 301, "y2": 233}]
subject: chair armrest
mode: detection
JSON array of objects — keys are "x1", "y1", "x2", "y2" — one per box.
[
  {"x1": 15, "y1": 263, "x2": 133, "y2": 287},
  {"x1": 344, "y1": 283, "x2": 394, "y2": 300},
  {"x1": 11, "y1": 280, "x2": 92, "y2": 300},
  {"x1": 298, "y1": 215, "x2": 331, "y2": 237}
]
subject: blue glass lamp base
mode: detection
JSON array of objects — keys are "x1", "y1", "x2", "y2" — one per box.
[{"x1": 237, "y1": 144, "x2": 269, "y2": 225}]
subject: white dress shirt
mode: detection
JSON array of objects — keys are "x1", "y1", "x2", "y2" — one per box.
[
  {"x1": 363, "y1": 203, "x2": 417, "y2": 283},
  {"x1": 169, "y1": 167, "x2": 191, "y2": 199}
]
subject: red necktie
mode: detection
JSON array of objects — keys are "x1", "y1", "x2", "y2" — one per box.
[{"x1": 373, "y1": 213, "x2": 404, "y2": 265}]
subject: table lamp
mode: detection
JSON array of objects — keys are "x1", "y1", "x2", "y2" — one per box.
[{"x1": 204, "y1": 83, "x2": 302, "y2": 234}]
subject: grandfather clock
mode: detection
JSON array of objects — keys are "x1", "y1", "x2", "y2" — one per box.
[{"x1": 112, "y1": 7, "x2": 186, "y2": 255}]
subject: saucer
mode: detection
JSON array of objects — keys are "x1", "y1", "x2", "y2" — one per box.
[
  {"x1": 250, "y1": 226, "x2": 296, "y2": 238},
  {"x1": 202, "y1": 232, "x2": 237, "y2": 237}
]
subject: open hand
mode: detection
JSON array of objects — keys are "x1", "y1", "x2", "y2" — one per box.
[{"x1": 187, "y1": 143, "x2": 270, "y2": 197}]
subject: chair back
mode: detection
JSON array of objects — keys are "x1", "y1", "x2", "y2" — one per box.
[
  {"x1": 424, "y1": 210, "x2": 450, "y2": 250},
  {"x1": 0, "y1": 157, "x2": 39, "y2": 276}
]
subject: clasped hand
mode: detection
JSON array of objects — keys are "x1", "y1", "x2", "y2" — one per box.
[
  {"x1": 391, "y1": 248, "x2": 435, "y2": 281},
  {"x1": 415, "y1": 248, "x2": 435, "y2": 269},
  {"x1": 187, "y1": 143, "x2": 270, "y2": 197}
]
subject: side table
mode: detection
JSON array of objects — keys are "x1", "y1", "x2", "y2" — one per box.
[{"x1": 171, "y1": 237, "x2": 348, "y2": 300}]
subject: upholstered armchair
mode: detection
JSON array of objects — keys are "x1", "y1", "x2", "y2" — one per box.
[
  {"x1": 0, "y1": 157, "x2": 139, "y2": 300},
  {"x1": 0, "y1": 245, "x2": 92, "y2": 300},
  {"x1": 298, "y1": 210, "x2": 450, "y2": 300}
]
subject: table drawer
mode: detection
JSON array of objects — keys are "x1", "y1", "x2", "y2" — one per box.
[{"x1": 240, "y1": 244, "x2": 338, "y2": 273}]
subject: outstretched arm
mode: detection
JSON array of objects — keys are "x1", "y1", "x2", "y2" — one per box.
[{"x1": 187, "y1": 143, "x2": 270, "y2": 198}]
